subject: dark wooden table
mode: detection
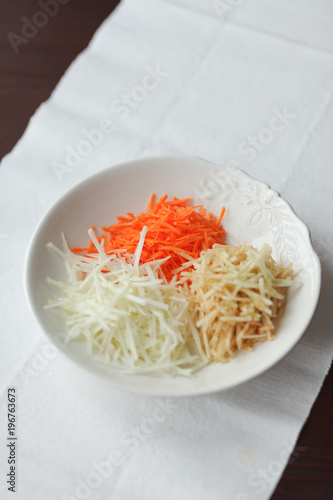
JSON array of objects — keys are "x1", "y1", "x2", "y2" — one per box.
[{"x1": 1, "y1": 1, "x2": 332, "y2": 498}]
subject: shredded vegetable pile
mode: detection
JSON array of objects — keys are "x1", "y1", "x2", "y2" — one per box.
[
  {"x1": 71, "y1": 194, "x2": 226, "y2": 283},
  {"x1": 46, "y1": 227, "x2": 207, "y2": 375},
  {"x1": 46, "y1": 194, "x2": 297, "y2": 376},
  {"x1": 180, "y1": 243, "x2": 296, "y2": 362}
]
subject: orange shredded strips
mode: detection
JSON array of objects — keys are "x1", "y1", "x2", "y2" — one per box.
[{"x1": 71, "y1": 195, "x2": 226, "y2": 282}]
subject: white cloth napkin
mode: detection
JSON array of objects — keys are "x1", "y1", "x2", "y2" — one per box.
[{"x1": 1, "y1": 1, "x2": 333, "y2": 499}]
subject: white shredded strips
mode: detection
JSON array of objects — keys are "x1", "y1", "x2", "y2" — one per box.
[
  {"x1": 180, "y1": 243, "x2": 297, "y2": 363},
  {"x1": 45, "y1": 228, "x2": 298, "y2": 374},
  {"x1": 46, "y1": 227, "x2": 207, "y2": 376}
]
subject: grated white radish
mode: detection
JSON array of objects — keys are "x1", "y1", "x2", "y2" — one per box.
[{"x1": 46, "y1": 227, "x2": 207, "y2": 375}]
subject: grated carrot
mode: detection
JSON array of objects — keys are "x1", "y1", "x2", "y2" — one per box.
[{"x1": 71, "y1": 194, "x2": 226, "y2": 282}]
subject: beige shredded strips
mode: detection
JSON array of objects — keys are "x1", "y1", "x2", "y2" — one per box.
[{"x1": 180, "y1": 243, "x2": 297, "y2": 363}]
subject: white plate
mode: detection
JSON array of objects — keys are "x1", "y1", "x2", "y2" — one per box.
[{"x1": 24, "y1": 156, "x2": 321, "y2": 396}]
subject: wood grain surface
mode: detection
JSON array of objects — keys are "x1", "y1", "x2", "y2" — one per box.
[{"x1": 0, "y1": 1, "x2": 332, "y2": 498}]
